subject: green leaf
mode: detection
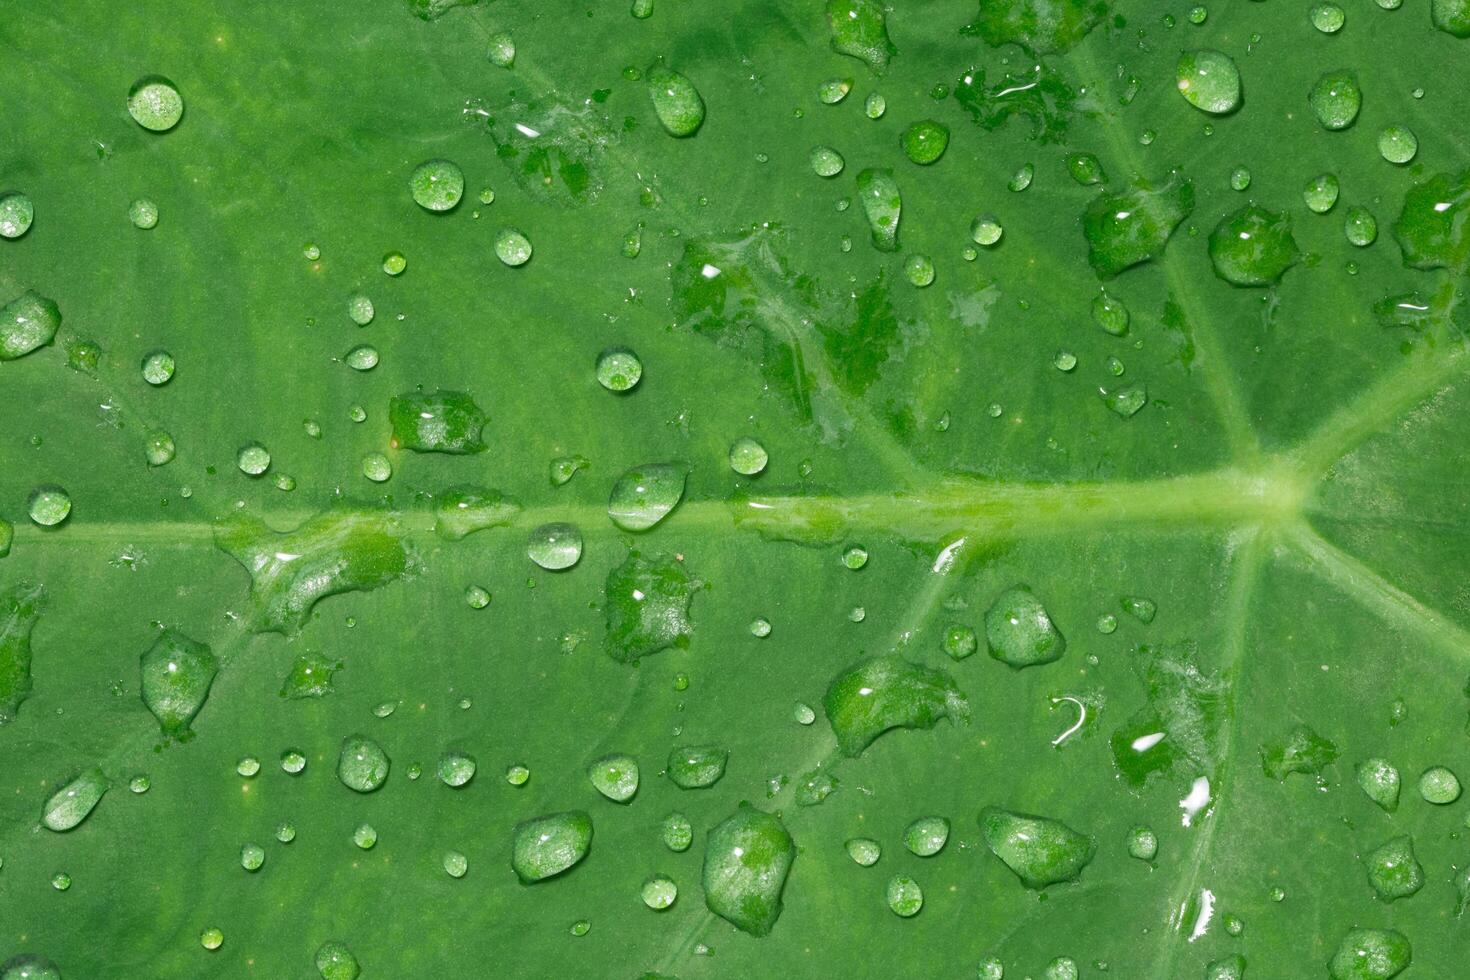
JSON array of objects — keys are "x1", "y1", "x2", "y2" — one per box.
[{"x1": 4, "y1": 0, "x2": 1470, "y2": 976}]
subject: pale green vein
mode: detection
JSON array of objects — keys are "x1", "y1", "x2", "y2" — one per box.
[{"x1": 1284, "y1": 521, "x2": 1470, "y2": 661}]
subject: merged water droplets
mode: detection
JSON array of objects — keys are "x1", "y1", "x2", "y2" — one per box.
[
  {"x1": 1208, "y1": 206, "x2": 1300, "y2": 286},
  {"x1": 980, "y1": 807, "x2": 1095, "y2": 888},
  {"x1": 826, "y1": 0, "x2": 895, "y2": 72},
  {"x1": 856, "y1": 168, "x2": 901, "y2": 252},
  {"x1": 701, "y1": 804, "x2": 793, "y2": 936},
  {"x1": 389, "y1": 389, "x2": 488, "y2": 454},
  {"x1": 604, "y1": 551, "x2": 695, "y2": 662},
  {"x1": 986, "y1": 586, "x2": 1065, "y2": 668},
  {"x1": 1328, "y1": 928, "x2": 1411, "y2": 979},
  {"x1": 824, "y1": 654, "x2": 967, "y2": 756},
  {"x1": 1082, "y1": 174, "x2": 1194, "y2": 277}
]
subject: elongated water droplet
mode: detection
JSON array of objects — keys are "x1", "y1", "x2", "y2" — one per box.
[
  {"x1": 824, "y1": 654, "x2": 967, "y2": 756},
  {"x1": 0, "y1": 583, "x2": 44, "y2": 724},
  {"x1": 41, "y1": 767, "x2": 109, "y2": 832},
  {"x1": 486, "y1": 31, "x2": 515, "y2": 67},
  {"x1": 980, "y1": 807, "x2": 1095, "y2": 888},
  {"x1": 986, "y1": 585, "x2": 1065, "y2": 668},
  {"x1": 139, "y1": 630, "x2": 217, "y2": 737},
  {"x1": 527, "y1": 522, "x2": 582, "y2": 570},
  {"x1": 388, "y1": 390, "x2": 488, "y2": 454},
  {"x1": 663, "y1": 812, "x2": 693, "y2": 851},
  {"x1": 608, "y1": 462, "x2": 687, "y2": 531},
  {"x1": 1176, "y1": 50, "x2": 1241, "y2": 114},
  {"x1": 512, "y1": 810, "x2": 593, "y2": 883},
  {"x1": 494, "y1": 228, "x2": 533, "y2": 266},
  {"x1": 667, "y1": 744, "x2": 728, "y2": 788},
  {"x1": 1260, "y1": 723, "x2": 1337, "y2": 780},
  {"x1": 1, "y1": 290, "x2": 61, "y2": 361},
  {"x1": 648, "y1": 66, "x2": 704, "y2": 137},
  {"x1": 903, "y1": 816, "x2": 949, "y2": 857},
  {"x1": 1328, "y1": 928, "x2": 1410, "y2": 980},
  {"x1": 434, "y1": 486, "x2": 520, "y2": 540},
  {"x1": 337, "y1": 734, "x2": 390, "y2": 793},
  {"x1": 856, "y1": 168, "x2": 901, "y2": 252},
  {"x1": 1356, "y1": 758, "x2": 1400, "y2": 811},
  {"x1": 702, "y1": 803, "x2": 794, "y2": 936}
]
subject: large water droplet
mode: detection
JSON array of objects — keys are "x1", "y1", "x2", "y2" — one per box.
[
  {"x1": 0, "y1": 192, "x2": 34, "y2": 240},
  {"x1": 337, "y1": 734, "x2": 390, "y2": 793},
  {"x1": 1364, "y1": 835, "x2": 1424, "y2": 901},
  {"x1": 1327, "y1": 928, "x2": 1410, "y2": 979},
  {"x1": 648, "y1": 66, "x2": 705, "y2": 137},
  {"x1": 314, "y1": 940, "x2": 361, "y2": 980},
  {"x1": 1083, "y1": 174, "x2": 1194, "y2": 277},
  {"x1": 41, "y1": 767, "x2": 109, "y2": 832},
  {"x1": 1309, "y1": 70, "x2": 1362, "y2": 130},
  {"x1": 127, "y1": 75, "x2": 184, "y2": 131},
  {"x1": 980, "y1": 807, "x2": 1095, "y2": 888},
  {"x1": 901, "y1": 120, "x2": 948, "y2": 165},
  {"x1": 527, "y1": 522, "x2": 583, "y2": 570},
  {"x1": 667, "y1": 744, "x2": 728, "y2": 788},
  {"x1": 824, "y1": 654, "x2": 967, "y2": 756},
  {"x1": 139, "y1": 630, "x2": 217, "y2": 737},
  {"x1": 1208, "y1": 206, "x2": 1300, "y2": 286},
  {"x1": 856, "y1": 168, "x2": 901, "y2": 252},
  {"x1": 389, "y1": 389, "x2": 488, "y2": 454},
  {"x1": 1176, "y1": 50, "x2": 1241, "y2": 114},
  {"x1": 608, "y1": 462, "x2": 688, "y2": 531},
  {"x1": 826, "y1": 0, "x2": 895, "y2": 72},
  {"x1": 434, "y1": 486, "x2": 520, "y2": 540},
  {"x1": 409, "y1": 159, "x2": 464, "y2": 212},
  {"x1": 1260, "y1": 723, "x2": 1337, "y2": 779},
  {"x1": 986, "y1": 585, "x2": 1066, "y2": 668},
  {"x1": 1, "y1": 290, "x2": 61, "y2": 361},
  {"x1": 604, "y1": 551, "x2": 695, "y2": 662},
  {"x1": 886, "y1": 874, "x2": 923, "y2": 917},
  {"x1": 512, "y1": 810, "x2": 593, "y2": 883},
  {"x1": 903, "y1": 816, "x2": 950, "y2": 857},
  {"x1": 701, "y1": 803, "x2": 794, "y2": 936}
]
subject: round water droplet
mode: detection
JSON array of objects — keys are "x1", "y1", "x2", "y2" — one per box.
[
  {"x1": 596, "y1": 347, "x2": 642, "y2": 391},
  {"x1": 352, "y1": 823, "x2": 377, "y2": 850},
  {"x1": 382, "y1": 251, "x2": 406, "y2": 276},
  {"x1": 1311, "y1": 3, "x2": 1345, "y2": 32},
  {"x1": 361, "y1": 452, "x2": 392, "y2": 483},
  {"x1": 347, "y1": 294, "x2": 374, "y2": 326},
  {"x1": 1096, "y1": 613, "x2": 1118, "y2": 634},
  {"x1": 0, "y1": 192, "x2": 34, "y2": 239},
  {"x1": 128, "y1": 198, "x2": 158, "y2": 230},
  {"x1": 280, "y1": 750, "x2": 306, "y2": 774},
  {"x1": 904, "y1": 254, "x2": 935, "y2": 287},
  {"x1": 662, "y1": 812, "x2": 693, "y2": 851},
  {"x1": 904, "y1": 816, "x2": 950, "y2": 857},
  {"x1": 141, "y1": 350, "x2": 174, "y2": 386},
  {"x1": 1127, "y1": 825, "x2": 1158, "y2": 861},
  {"x1": 1309, "y1": 70, "x2": 1361, "y2": 130},
  {"x1": 728, "y1": 437, "x2": 767, "y2": 475},
  {"x1": 1378, "y1": 125, "x2": 1418, "y2": 164},
  {"x1": 465, "y1": 585, "x2": 490, "y2": 609},
  {"x1": 793, "y1": 702, "x2": 817, "y2": 725},
  {"x1": 1303, "y1": 173, "x2": 1340, "y2": 214},
  {"x1": 1092, "y1": 291, "x2": 1129, "y2": 336},
  {"x1": 438, "y1": 751, "x2": 477, "y2": 787},
  {"x1": 486, "y1": 31, "x2": 515, "y2": 68},
  {"x1": 128, "y1": 774, "x2": 150, "y2": 794},
  {"x1": 846, "y1": 837, "x2": 881, "y2": 866},
  {"x1": 236, "y1": 443, "x2": 270, "y2": 476},
  {"x1": 1176, "y1": 50, "x2": 1241, "y2": 114},
  {"x1": 314, "y1": 940, "x2": 361, "y2": 980},
  {"x1": 506, "y1": 764, "x2": 530, "y2": 785},
  {"x1": 642, "y1": 873, "x2": 678, "y2": 909},
  {"x1": 240, "y1": 842, "x2": 265, "y2": 871},
  {"x1": 648, "y1": 66, "x2": 705, "y2": 137},
  {"x1": 1420, "y1": 765, "x2": 1461, "y2": 803},
  {"x1": 1053, "y1": 351, "x2": 1078, "y2": 372},
  {"x1": 236, "y1": 756, "x2": 260, "y2": 778},
  {"x1": 409, "y1": 159, "x2": 464, "y2": 212},
  {"x1": 750, "y1": 617, "x2": 772, "y2": 638},
  {"x1": 127, "y1": 75, "x2": 184, "y2": 132},
  {"x1": 443, "y1": 850, "x2": 468, "y2": 878},
  {"x1": 490, "y1": 224, "x2": 532, "y2": 264},
  {"x1": 200, "y1": 927, "x2": 224, "y2": 951},
  {"x1": 864, "y1": 92, "x2": 886, "y2": 119},
  {"x1": 842, "y1": 545, "x2": 868, "y2": 570},
  {"x1": 275, "y1": 822, "x2": 296, "y2": 843},
  {"x1": 527, "y1": 522, "x2": 583, "y2": 570},
  {"x1": 1345, "y1": 207, "x2": 1378, "y2": 247},
  {"x1": 970, "y1": 215, "x2": 1003, "y2": 247},
  {"x1": 901, "y1": 120, "x2": 949, "y2": 165},
  {"x1": 1009, "y1": 163, "x2": 1034, "y2": 192},
  {"x1": 942, "y1": 624, "x2": 978, "y2": 660},
  {"x1": 51, "y1": 872, "x2": 71, "y2": 891},
  {"x1": 1229, "y1": 166, "x2": 1251, "y2": 192},
  {"x1": 337, "y1": 734, "x2": 390, "y2": 793},
  {"x1": 27, "y1": 487, "x2": 71, "y2": 527},
  {"x1": 810, "y1": 145, "x2": 844, "y2": 178},
  {"x1": 886, "y1": 875, "x2": 923, "y2": 917}
]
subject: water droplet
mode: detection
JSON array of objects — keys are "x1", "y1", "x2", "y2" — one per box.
[
  {"x1": 128, "y1": 198, "x2": 159, "y2": 230},
  {"x1": 1261, "y1": 723, "x2": 1338, "y2": 779},
  {"x1": 1208, "y1": 206, "x2": 1300, "y2": 286},
  {"x1": 1364, "y1": 835, "x2": 1424, "y2": 901},
  {"x1": 27, "y1": 487, "x2": 71, "y2": 527},
  {"x1": 648, "y1": 66, "x2": 705, "y2": 137},
  {"x1": 506, "y1": 764, "x2": 530, "y2": 786},
  {"x1": 980, "y1": 808, "x2": 1095, "y2": 888},
  {"x1": 127, "y1": 75, "x2": 184, "y2": 132},
  {"x1": 728, "y1": 437, "x2": 767, "y2": 475},
  {"x1": 810, "y1": 145, "x2": 845, "y2": 178},
  {"x1": 347, "y1": 294, "x2": 374, "y2": 326},
  {"x1": 1434, "y1": 0, "x2": 1470, "y2": 35},
  {"x1": 596, "y1": 347, "x2": 643, "y2": 392},
  {"x1": 314, "y1": 940, "x2": 361, "y2": 980},
  {"x1": 389, "y1": 389, "x2": 488, "y2": 455},
  {"x1": 0, "y1": 192, "x2": 34, "y2": 239},
  {"x1": 240, "y1": 842, "x2": 265, "y2": 872},
  {"x1": 486, "y1": 31, "x2": 515, "y2": 68},
  {"x1": 1303, "y1": 174, "x2": 1340, "y2": 214},
  {"x1": 604, "y1": 551, "x2": 695, "y2": 661},
  {"x1": 1009, "y1": 163, "x2": 1034, "y2": 192},
  {"x1": 846, "y1": 837, "x2": 881, "y2": 866},
  {"x1": 1, "y1": 290, "x2": 61, "y2": 361},
  {"x1": 494, "y1": 227, "x2": 533, "y2": 267},
  {"x1": 662, "y1": 812, "x2": 692, "y2": 852},
  {"x1": 942, "y1": 624, "x2": 978, "y2": 660},
  {"x1": 409, "y1": 159, "x2": 464, "y2": 212},
  {"x1": 435, "y1": 849, "x2": 467, "y2": 879},
  {"x1": 1176, "y1": 50, "x2": 1241, "y2": 114},
  {"x1": 1066, "y1": 152, "x2": 1106, "y2": 186},
  {"x1": 1091, "y1": 291, "x2": 1129, "y2": 336},
  {"x1": 1127, "y1": 825, "x2": 1158, "y2": 861},
  {"x1": 886, "y1": 874, "x2": 923, "y2": 917},
  {"x1": 642, "y1": 873, "x2": 678, "y2": 909},
  {"x1": 200, "y1": 928, "x2": 224, "y2": 951},
  {"x1": 824, "y1": 654, "x2": 967, "y2": 756},
  {"x1": 1309, "y1": 70, "x2": 1361, "y2": 130},
  {"x1": 1356, "y1": 758, "x2": 1401, "y2": 811},
  {"x1": 1378, "y1": 125, "x2": 1418, "y2": 165},
  {"x1": 1096, "y1": 613, "x2": 1118, "y2": 634},
  {"x1": 437, "y1": 751, "x2": 477, "y2": 788},
  {"x1": 550, "y1": 454, "x2": 589, "y2": 486},
  {"x1": 464, "y1": 585, "x2": 490, "y2": 609},
  {"x1": 512, "y1": 811, "x2": 593, "y2": 883},
  {"x1": 986, "y1": 586, "x2": 1066, "y2": 668},
  {"x1": 818, "y1": 77, "x2": 852, "y2": 104},
  {"x1": 1419, "y1": 765, "x2": 1461, "y2": 803},
  {"x1": 1328, "y1": 928, "x2": 1410, "y2": 980},
  {"x1": 139, "y1": 630, "x2": 217, "y2": 737},
  {"x1": 1083, "y1": 174, "x2": 1194, "y2": 277},
  {"x1": 140, "y1": 350, "x2": 175, "y2": 386},
  {"x1": 345, "y1": 344, "x2": 378, "y2": 371},
  {"x1": 901, "y1": 120, "x2": 949, "y2": 165},
  {"x1": 1311, "y1": 3, "x2": 1345, "y2": 32},
  {"x1": 352, "y1": 823, "x2": 377, "y2": 850},
  {"x1": 527, "y1": 522, "x2": 583, "y2": 571},
  {"x1": 382, "y1": 251, "x2": 406, "y2": 276},
  {"x1": 50, "y1": 872, "x2": 70, "y2": 891},
  {"x1": 608, "y1": 462, "x2": 688, "y2": 532},
  {"x1": 667, "y1": 744, "x2": 728, "y2": 788},
  {"x1": 128, "y1": 774, "x2": 149, "y2": 794},
  {"x1": 904, "y1": 816, "x2": 950, "y2": 857},
  {"x1": 235, "y1": 443, "x2": 271, "y2": 476},
  {"x1": 702, "y1": 803, "x2": 793, "y2": 936},
  {"x1": 826, "y1": 0, "x2": 895, "y2": 71},
  {"x1": 337, "y1": 734, "x2": 390, "y2": 793},
  {"x1": 631, "y1": 0, "x2": 654, "y2": 18},
  {"x1": 41, "y1": 768, "x2": 109, "y2": 832},
  {"x1": 1229, "y1": 166, "x2": 1251, "y2": 192},
  {"x1": 237, "y1": 756, "x2": 260, "y2": 777},
  {"x1": 793, "y1": 701, "x2": 817, "y2": 725},
  {"x1": 856, "y1": 168, "x2": 901, "y2": 252},
  {"x1": 1345, "y1": 207, "x2": 1378, "y2": 247},
  {"x1": 589, "y1": 753, "x2": 639, "y2": 802}
]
